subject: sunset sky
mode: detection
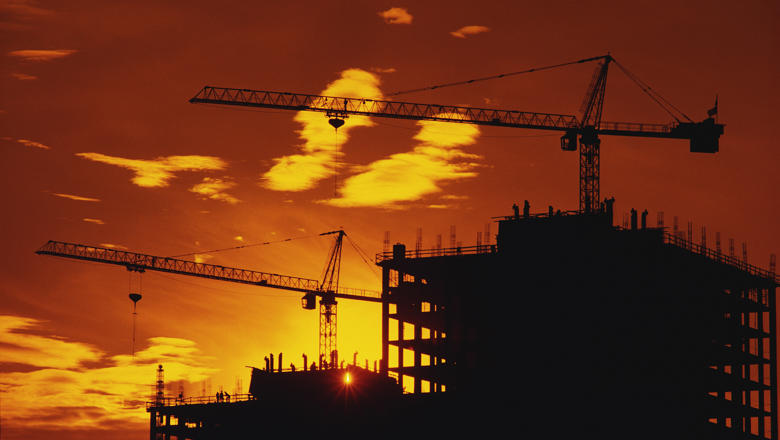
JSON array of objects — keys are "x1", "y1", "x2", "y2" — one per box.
[{"x1": 1, "y1": 1, "x2": 778, "y2": 438}]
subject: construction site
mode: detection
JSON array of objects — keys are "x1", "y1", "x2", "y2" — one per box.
[{"x1": 34, "y1": 54, "x2": 778, "y2": 439}]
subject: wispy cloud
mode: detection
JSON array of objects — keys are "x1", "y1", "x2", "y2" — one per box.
[
  {"x1": 189, "y1": 177, "x2": 240, "y2": 204},
  {"x1": 441, "y1": 194, "x2": 469, "y2": 200},
  {"x1": 370, "y1": 67, "x2": 397, "y2": 73},
  {"x1": 450, "y1": 25, "x2": 490, "y2": 38},
  {"x1": 262, "y1": 69, "x2": 383, "y2": 191},
  {"x1": 378, "y1": 7, "x2": 413, "y2": 25},
  {"x1": 323, "y1": 116, "x2": 481, "y2": 208},
  {"x1": 0, "y1": 316, "x2": 101, "y2": 369},
  {"x1": 234, "y1": 236, "x2": 244, "y2": 242},
  {"x1": 82, "y1": 218, "x2": 105, "y2": 225},
  {"x1": 8, "y1": 49, "x2": 77, "y2": 61},
  {"x1": 17, "y1": 138, "x2": 49, "y2": 149},
  {"x1": 76, "y1": 153, "x2": 227, "y2": 188},
  {"x1": 0, "y1": 315, "x2": 214, "y2": 430},
  {"x1": 193, "y1": 254, "x2": 213, "y2": 264},
  {"x1": 99, "y1": 243, "x2": 128, "y2": 250},
  {"x1": 0, "y1": 1, "x2": 54, "y2": 17},
  {"x1": 52, "y1": 193, "x2": 100, "y2": 202},
  {"x1": 0, "y1": 1, "x2": 53, "y2": 30},
  {"x1": 11, "y1": 72, "x2": 36, "y2": 80}
]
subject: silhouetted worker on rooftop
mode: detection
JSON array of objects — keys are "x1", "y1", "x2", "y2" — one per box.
[
  {"x1": 549, "y1": 205, "x2": 554, "y2": 217},
  {"x1": 631, "y1": 208, "x2": 638, "y2": 230},
  {"x1": 290, "y1": 363, "x2": 296, "y2": 372},
  {"x1": 215, "y1": 392, "x2": 220, "y2": 402},
  {"x1": 512, "y1": 203, "x2": 519, "y2": 219},
  {"x1": 523, "y1": 200, "x2": 530, "y2": 218},
  {"x1": 641, "y1": 209, "x2": 648, "y2": 229}
]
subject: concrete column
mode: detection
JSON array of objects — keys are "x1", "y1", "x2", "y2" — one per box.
[
  {"x1": 381, "y1": 267, "x2": 389, "y2": 375},
  {"x1": 758, "y1": 290, "x2": 766, "y2": 438},
  {"x1": 414, "y1": 312, "x2": 422, "y2": 394},
  {"x1": 769, "y1": 284, "x2": 778, "y2": 440},
  {"x1": 398, "y1": 317, "x2": 404, "y2": 389},
  {"x1": 149, "y1": 410, "x2": 156, "y2": 440}
]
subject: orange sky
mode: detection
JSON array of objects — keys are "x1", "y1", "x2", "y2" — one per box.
[{"x1": 1, "y1": 1, "x2": 778, "y2": 438}]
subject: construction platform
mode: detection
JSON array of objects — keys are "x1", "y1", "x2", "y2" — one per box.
[{"x1": 149, "y1": 202, "x2": 778, "y2": 439}]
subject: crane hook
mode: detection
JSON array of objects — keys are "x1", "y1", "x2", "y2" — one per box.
[{"x1": 328, "y1": 118, "x2": 345, "y2": 130}]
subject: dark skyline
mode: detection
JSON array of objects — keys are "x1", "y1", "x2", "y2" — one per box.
[{"x1": 1, "y1": 1, "x2": 777, "y2": 438}]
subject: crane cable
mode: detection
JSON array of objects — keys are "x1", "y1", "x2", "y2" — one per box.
[
  {"x1": 170, "y1": 234, "x2": 318, "y2": 258},
  {"x1": 345, "y1": 234, "x2": 381, "y2": 279},
  {"x1": 611, "y1": 60, "x2": 693, "y2": 123},
  {"x1": 386, "y1": 55, "x2": 609, "y2": 97}
]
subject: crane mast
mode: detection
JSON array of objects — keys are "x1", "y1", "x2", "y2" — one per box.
[
  {"x1": 577, "y1": 56, "x2": 610, "y2": 213},
  {"x1": 190, "y1": 55, "x2": 724, "y2": 213},
  {"x1": 317, "y1": 230, "x2": 344, "y2": 367}
]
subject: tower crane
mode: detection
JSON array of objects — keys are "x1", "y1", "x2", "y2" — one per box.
[
  {"x1": 36, "y1": 231, "x2": 379, "y2": 367},
  {"x1": 189, "y1": 54, "x2": 724, "y2": 213}
]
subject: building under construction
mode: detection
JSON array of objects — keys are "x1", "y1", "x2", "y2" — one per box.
[{"x1": 147, "y1": 201, "x2": 778, "y2": 439}]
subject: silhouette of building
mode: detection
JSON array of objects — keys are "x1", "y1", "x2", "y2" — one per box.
[
  {"x1": 149, "y1": 202, "x2": 777, "y2": 439},
  {"x1": 376, "y1": 203, "x2": 777, "y2": 439}
]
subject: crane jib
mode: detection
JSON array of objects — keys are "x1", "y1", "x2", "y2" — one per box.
[
  {"x1": 189, "y1": 87, "x2": 723, "y2": 143},
  {"x1": 35, "y1": 240, "x2": 382, "y2": 302}
]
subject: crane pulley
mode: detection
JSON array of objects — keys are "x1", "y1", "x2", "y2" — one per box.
[{"x1": 189, "y1": 54, "x2": 724, "y2": 213}]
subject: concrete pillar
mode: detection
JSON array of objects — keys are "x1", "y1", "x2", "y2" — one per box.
[
  {"x1": 149, "y1": 410, "x2": 156, "y2": 440},
  {"x1": 381, "y1": 267, "x2": 389, "y2": 375}
]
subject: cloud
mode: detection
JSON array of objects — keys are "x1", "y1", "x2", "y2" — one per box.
[
  {"x1": 17, "y1": 138, "x2": 49, "y2": 149},
  {"x1": 0, "y1": 316, "x2": 101, "y2": 369},
  {"x1": 8, "y1": 49, "x2": 77, "y2": 61},
  {"x1": 99, "y1": 243, "x2": 128, "y2": 250},
  {"x1": 0, "y1": 1, "x2": 53, "y2": 30},
  {"x1": 0, "y1": 316, "x2": 215, "y2": 430},
  {"x1": 262, "y1": 69, "x2": 383, "y2": 191},
  {"x1": 76, "y1": 153, "x2": 227, "y2": 188},
  {"x1": 0, "y1": 1, "x2": 53, "y2": 17},
  {"x1": 450, "y1": 25, "x2": 490, "y2": 38},
  {"x1": 193, "y1": 254, "x2": 213, "y2": 264},
  {"x1": 378, "y1": 7, "x2": 413, "y2": 24},
  {"x1": 52, "y1": 193, "x2": 100, "y2": 202},
  {"x1": 323, "y1": 117, "x2": 481, "y2": 208},
  {"x1": 441, "y1": 194, "x2": 469, "y2": 200},
  {"x1": 189, "y1": 177, "x2": 240, "y2": 204},
  {"x1": 83, "y1": 218, "x2": 105, "y2": 225},
  {"x1": 234, "y1": 236, "x2": 244, "y2": 242},
  {"x1": 11, "y1": 72, "x2": 36, "y2": 80},
  {"x1": 370, "y1": 67, "x2": 397, "y2": 73}
]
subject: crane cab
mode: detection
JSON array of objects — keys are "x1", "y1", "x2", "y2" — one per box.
[
  {"x1": 301, "y1": 292, "x2": 317, "y2": 310},
  {"x1": 560, "y1": 130, "x2": 578, "y2": 151}
]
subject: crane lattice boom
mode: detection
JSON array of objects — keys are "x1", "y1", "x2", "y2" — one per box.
[
  {"x1": 189, "y1": 86, "x2": 718, "y2": 141},
  {"x1": 35, "y1": 240, "x2": 381, "y2": 303}
]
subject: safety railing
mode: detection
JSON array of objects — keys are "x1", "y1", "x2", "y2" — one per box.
[
  {"x1": 662, "y1": 231, "x2": 777, "y2": 283},
  {"x1": 147, "y1": 393, "x2": 254, "y2": 409},
  {"x1": 376, "y1": 244, "x2": 497, "y2": 263}
]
